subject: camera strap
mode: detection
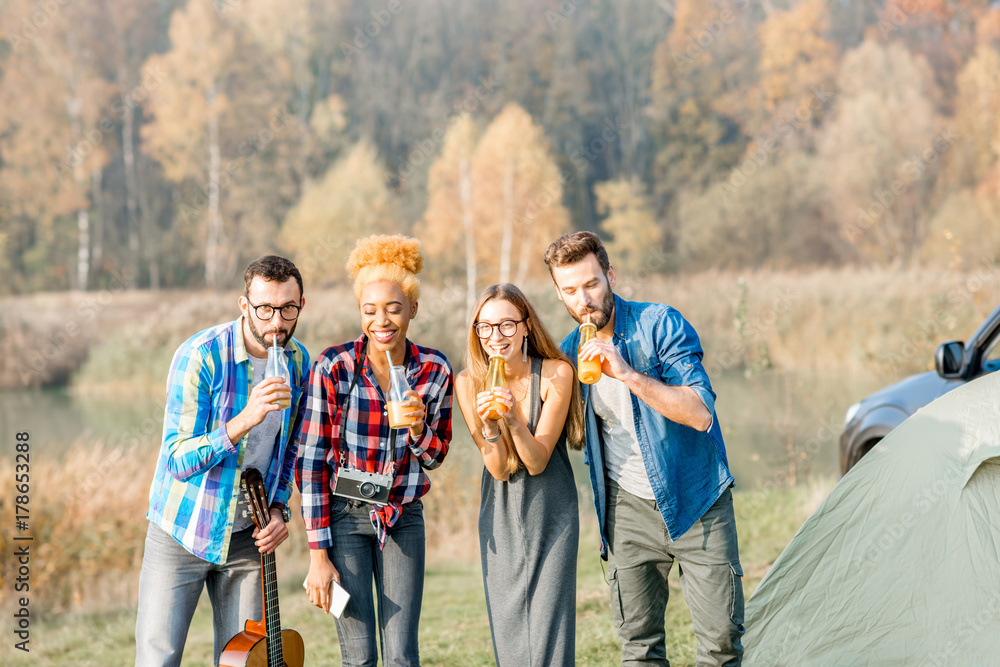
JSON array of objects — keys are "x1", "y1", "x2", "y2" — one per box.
[{"x1": 337, "y1": 337, "x2": 398, "y2": 474}]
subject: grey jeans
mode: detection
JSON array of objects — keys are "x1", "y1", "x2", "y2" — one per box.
[
  {"x1": 606, "y1": 480, "x2": 744, "y2": 667},
  {"x1": 135, "y1": 522, "x2": 262, "y2": 667}
]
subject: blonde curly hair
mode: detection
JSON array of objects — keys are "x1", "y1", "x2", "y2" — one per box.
[{"x1": 346, "y1": 234, "x2": 424, "y2": 302}]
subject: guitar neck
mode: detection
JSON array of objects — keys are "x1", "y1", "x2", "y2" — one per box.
[{"x1": 262, "y1": 551, "x2": 284, "y2": 666}]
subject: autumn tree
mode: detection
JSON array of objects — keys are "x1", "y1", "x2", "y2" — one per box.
[
  {"x1": 648, "y1": 0, "x2": 755, "y2": 225},
  {"x1": 417, "y1": 114, "x2": 480, "y2": 317},
  {"x1": 280, "y1": 141, "x2": 398, "y2": 287},
  {"x1": 678, "y1": 153, "x2": 840, "y2": 269},
  {"x1": 0, "y1": 0, "x2": 112, "y2": 291},
  {"x1": 471, "y1": 103, "x2": 569, "y2": 286},
  {"x1": 920, "y1": 190, "x2": 1000, "y2": 270},
  {"x1": 951, "y1": 45, "x2": 1000, "y2": 191},
  {"x1": 594, "y1": 177, "x2": 664, "y2": 275},
  {"x1": 818, "y1": 39, "x2": 942, "y2": 265},
  {"x1": 755, "y1": 0, "x2": 838, "y2": 146},
  {"x1": 143, "y1": 0, "x2": 296, "y2": 289}
]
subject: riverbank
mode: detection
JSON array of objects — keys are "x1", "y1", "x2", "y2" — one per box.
[{"x1": 4, "y1": 265, "x2": 999, "y2": 392}]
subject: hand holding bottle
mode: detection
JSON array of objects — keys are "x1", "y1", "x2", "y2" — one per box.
[
  {"x1": 265, "y1": 336, "x2": 292, "y2": 408},
  {"x1": 476, "y1": 386, "x2": 513, "y2": 424}
]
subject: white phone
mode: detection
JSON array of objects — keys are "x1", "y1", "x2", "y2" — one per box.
[
  {"x1": 328, "y1": 580, "x2": 351, "y2": 619},
  {"x1": 302, "y1": 578, "x2": 352, "y2": 618}
]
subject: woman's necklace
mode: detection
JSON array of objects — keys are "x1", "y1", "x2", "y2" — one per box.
[{"x1": 508, "y1": 375, "x2": 530, "y2": 403}]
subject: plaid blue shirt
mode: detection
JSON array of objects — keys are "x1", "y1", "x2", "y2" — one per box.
[
  {"x1": 296, "y1": 336, "x2": 453, "y2": 550},
  {"x1": 146, "y1": 317, "x2": 310, "y2": 564}
]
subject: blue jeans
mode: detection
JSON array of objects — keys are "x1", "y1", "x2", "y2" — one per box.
[
  {"x1": 327, "y1": 497, "x2": 425, "y2": 667},
  {"x1": 134, "y1": 522, "x2": 262, "y2": 667}
]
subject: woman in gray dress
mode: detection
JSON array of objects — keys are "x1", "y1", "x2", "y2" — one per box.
[{"x1": 454, "y1": 283, "x2": 584, "y2": 667}]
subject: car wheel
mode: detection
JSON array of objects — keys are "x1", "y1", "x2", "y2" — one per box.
[{"x1": 846, "y1": 438, "x2": 882, "y2": 473}]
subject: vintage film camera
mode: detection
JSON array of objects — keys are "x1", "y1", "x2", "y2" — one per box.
[{"x1": 333, "y1": 467, "x2": 392, "y2": 505}]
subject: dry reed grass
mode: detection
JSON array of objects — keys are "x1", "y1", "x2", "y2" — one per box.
[
  {"x1": 54, "y1": 266, "x2": 1000, "y2": 394},
  {"x1": 0, "y1": 440, "x2": 156, "y2": 615},
  {"x1": 0, "y1": 430, "x2": 488, "y2": 617}
]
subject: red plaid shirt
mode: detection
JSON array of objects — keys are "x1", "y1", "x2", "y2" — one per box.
[{"x1": 295, "y1": 336, "x2": 452, "y2": 549}]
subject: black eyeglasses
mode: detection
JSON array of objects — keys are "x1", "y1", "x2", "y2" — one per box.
[
  {"x1": 474, "y1": 319, "x2": 524, "y2": 340},
  {"x1": 246, "y1": 298, "x2": 302, "y2": 321}
]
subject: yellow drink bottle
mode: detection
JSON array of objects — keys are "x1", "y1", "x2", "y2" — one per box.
[
  {"x1": 578, "y1": 322, "x2": 602, "y2": 384},
  {"x1": 484, "y1": 354, "x2": 509, "y2": 420}
]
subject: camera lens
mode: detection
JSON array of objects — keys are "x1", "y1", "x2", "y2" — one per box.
[{"x1": 359, "y1": 481, "x2": 377, "y2": 498}]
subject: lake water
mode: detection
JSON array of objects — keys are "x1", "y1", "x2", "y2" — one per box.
[{"x1": 0, "y1": 369, "x2": 887, "y2": 489}]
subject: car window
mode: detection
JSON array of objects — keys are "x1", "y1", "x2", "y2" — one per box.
[{"x1": 982, "y1": 333, "x2": 1000, "y2": 374}]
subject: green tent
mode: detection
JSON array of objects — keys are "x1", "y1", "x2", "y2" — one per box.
[{"x1": 744, "y1": 371, "x2": 1000, "y2": 666}]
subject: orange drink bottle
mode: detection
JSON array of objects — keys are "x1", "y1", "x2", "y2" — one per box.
[
  {"x1": 578, "y1": 321, "x2": 602, "y2": 384},
  {"x1": 484, "y1": 354, "x2": 509, "y2": 420},
  {"x1": 387, "y1": 364, "x2": 417, "y2": 428}
]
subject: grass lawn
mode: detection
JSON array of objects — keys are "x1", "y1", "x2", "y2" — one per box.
[{"x1": 4, "y1": 482, "x2": 820, "y2": 666}]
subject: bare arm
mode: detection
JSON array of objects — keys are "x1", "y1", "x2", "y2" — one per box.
[
  {"x1": 580, "y1": 338, "x2": 712, "y2": 431},
  {"x1": 455, "y1": 372, "x2": 511, "y2": 481},
  {"x1": 504, "y1": 359, "x2": 574, "y2": 475}
]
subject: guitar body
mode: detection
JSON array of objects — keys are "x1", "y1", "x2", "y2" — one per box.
[{"x1": 219, "y1": 626, "x2": 304, "y2": 667}]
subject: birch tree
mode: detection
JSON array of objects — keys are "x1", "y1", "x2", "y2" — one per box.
[{"x1": 418, "y1": 114, "x2": 480, "y2": 318}]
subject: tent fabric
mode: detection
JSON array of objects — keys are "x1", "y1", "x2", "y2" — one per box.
[{"x1": 744, "y1": 371, "x2": 1000, "y2": 666}]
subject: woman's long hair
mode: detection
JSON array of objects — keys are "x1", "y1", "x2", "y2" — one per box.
[{"x1": 463, "y1": 283, "x2": 584, "y2": 477}]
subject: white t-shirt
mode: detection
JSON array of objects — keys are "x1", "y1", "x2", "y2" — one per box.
[
  {"x1": 233, "y1": 354, "x2": 281, "y2": 531},
  {"x1": 591, "y1": 374, "x2": 656, "y2": 500}
]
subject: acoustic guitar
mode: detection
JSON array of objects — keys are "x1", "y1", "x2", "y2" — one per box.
[{"x1": 220, "y1": 468, "x2": 305, "y2": 667}]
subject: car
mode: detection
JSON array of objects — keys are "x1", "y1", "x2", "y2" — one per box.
[{"x1": 839, "y1": 304, "x2": 1000, "y2": 474}]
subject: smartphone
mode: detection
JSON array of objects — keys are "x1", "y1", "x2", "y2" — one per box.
[
  {"x1": 328, "y1": 580, "x2": 351, "y2": 619},
  {"x1": 302, "y1": 578, "x2": 352, "y2": 618}
]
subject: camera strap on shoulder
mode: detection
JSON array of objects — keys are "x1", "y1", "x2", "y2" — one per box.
[{"x1": 337, "y1": 336, "x2": 398, "y2": 474}]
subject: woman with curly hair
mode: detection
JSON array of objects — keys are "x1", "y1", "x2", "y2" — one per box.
[
  {"x1": 454, "y1": 283, "x2": 583, "y2": 667},
  {"x1": 296, "y1": 234, "x2": 453, "y2": 666}
]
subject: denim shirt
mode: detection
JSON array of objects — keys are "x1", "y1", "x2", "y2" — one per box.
[{"x1": 560, "y1": 293, "x2": 733, "y2": 558}]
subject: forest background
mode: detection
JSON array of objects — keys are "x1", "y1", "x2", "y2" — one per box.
[
  {"x1": 3, "y1": 0, "x2": 1000, "y2": 300},
  {"x1": 4, "y1": 0, "x2": 1000, "y2": 664}
]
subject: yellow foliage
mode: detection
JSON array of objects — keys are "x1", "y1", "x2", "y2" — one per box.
[
  {"x1": 281, "y1": 141, "x2": 398, "y2": 287},
  {"x1": 418, "y1": 114, "x2": 480, "y2": 277},
  {"x1": 758, "y1": 0, "x2": 837, "y2": 113},
  {"x1": 594, "y1": 177, "x2": 663, "y2": 275},
  {"x1": 141, "y1": 0, "x2": 236, "y2": 183},
  {"x1": 471, "y1": 103, "x2": 570, "y2": 285}
]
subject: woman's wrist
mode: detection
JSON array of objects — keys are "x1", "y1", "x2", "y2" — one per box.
[
  {"x1": 309, "y1": 548, "x2": 332, "y2": 564},
  {"x1": 481, "y1": 423, "x2": 501, "y2": 441}
]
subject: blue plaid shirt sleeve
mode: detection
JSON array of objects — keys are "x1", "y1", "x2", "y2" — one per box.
[{"x1": 162, "y1": 342, "x2": 239, "y2": 482}]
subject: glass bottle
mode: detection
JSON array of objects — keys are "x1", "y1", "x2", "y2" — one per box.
[
  {"x1": 387, "y1": 365, "x2": 416, "y2": 428},
  {"x1": 484, "y1": 354, "x2": 509, "y2": 420},
  {"x1": 577, "y1": 321, "x2": 602, "y2": 384},
  {"x1": 265, "y1": 335, "x2": 291, "y2": 408}
]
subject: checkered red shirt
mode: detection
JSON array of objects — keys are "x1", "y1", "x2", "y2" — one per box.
[{"x1": 295, "y1": 335, "x2": 452, "y2": 549}]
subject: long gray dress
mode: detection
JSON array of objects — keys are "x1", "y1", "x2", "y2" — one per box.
[{"x1": 479, "y1": 356, "x2": 579, "y2": 667}]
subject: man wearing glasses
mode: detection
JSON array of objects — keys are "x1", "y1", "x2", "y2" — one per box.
[{"x1": 136, "y1": 255, "x2": 310, "y2": 667}]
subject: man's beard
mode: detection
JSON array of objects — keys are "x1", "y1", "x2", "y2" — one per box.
[
  {"x1": 247, "y1": 314, "x2": 296, "y2": 349},
  {"x1": 571, "y1": 288, "x2": 614, "y2": 330}
]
